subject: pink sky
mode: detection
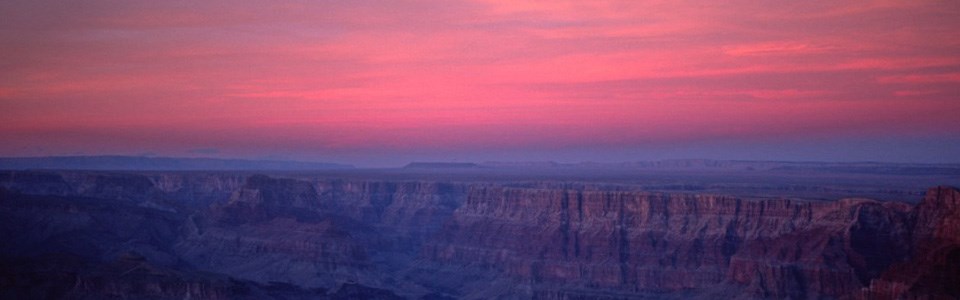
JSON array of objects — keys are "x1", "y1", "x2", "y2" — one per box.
[{"x1": 1, "y1": 1, "x2": 959, "y2": 166}]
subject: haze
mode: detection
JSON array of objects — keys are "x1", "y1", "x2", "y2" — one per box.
[{"x1": 2, "y1": 1, "x2": 959, "y2": 166}]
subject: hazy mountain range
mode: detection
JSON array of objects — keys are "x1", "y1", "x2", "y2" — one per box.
[{"x1": 0, "y1": 156, "x2": 353, "y2": 171}]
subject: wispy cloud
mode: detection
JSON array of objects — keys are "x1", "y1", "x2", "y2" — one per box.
[
  {"x1": 0, "y1": 0, "x2": 958, "y2": 163},
  {"x1": 722, "y1": 42, "x2": 834, "y2": 56},
  {"x1": 878, "y1": 73, "x2": 960, "y2": 84}
]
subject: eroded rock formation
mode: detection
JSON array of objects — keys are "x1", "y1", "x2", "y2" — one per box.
[{"x1": 0, "y1": 170, "x2": 957, "y2": 299}]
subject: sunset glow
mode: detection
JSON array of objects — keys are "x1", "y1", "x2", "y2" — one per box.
[{"x1": 2, "y1": 1, "x2": 959, "y2": 166}]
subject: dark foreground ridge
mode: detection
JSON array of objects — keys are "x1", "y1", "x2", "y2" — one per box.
[
  {"x1": 0, "y1": 156, "x2": 354, "y2": 171},
  {"x1": 0, "y1": 169, "x2": 958, "y2": 299}
]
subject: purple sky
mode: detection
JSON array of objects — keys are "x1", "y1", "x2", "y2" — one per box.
[{"x1": 1, "y1": 1, "x2": 959, "y2": 166}]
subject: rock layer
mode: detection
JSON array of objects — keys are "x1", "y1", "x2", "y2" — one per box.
[{"x1": 0, "y1": 171, "x2": 957, "y2": 299}]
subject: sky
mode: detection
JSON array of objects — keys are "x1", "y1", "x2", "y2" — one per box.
[{"x1": 1, "y1": 0, "x2": 959, "y2": 167}]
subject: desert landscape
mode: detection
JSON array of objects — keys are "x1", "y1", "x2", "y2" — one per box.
[
  {"x1": 2, "y1": 1, "x2": 958, "y2": 298},
  {"x1": 1, "y1": 158, "x2": 957, "y2": 299}
]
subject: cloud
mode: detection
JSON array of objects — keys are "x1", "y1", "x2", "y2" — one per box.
[
  {"x1": 1, "y1": 0, "x2": 959, "y2": 163},
  {"x1": 893, "y1": 90, "x2": 940, "y2": 97},
  {"x1": 878, "y1": 73, "x2": 960, "y2": 84},
  {"x1": 722, "y1": 42, "x2": 833, "y2": 56}
]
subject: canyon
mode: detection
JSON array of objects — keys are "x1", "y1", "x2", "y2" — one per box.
[{"x1": 0, "y1": 165, "x2": 958, "y2": 299}]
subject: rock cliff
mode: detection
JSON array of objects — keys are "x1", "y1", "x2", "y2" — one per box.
[
  {"x1": 0, "y1": 171, "x2": 957, "y2": 299},
  {"x1": 423, "y1": 187, "x2": 931, "y2": 298}
]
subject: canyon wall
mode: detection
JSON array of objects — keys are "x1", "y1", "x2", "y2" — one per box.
[{"x1": 0, "y1": 170, "x2": 957, "y2": 299}]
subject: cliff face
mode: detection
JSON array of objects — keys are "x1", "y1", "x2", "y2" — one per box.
[
  {"x1": 177, "y1": 175, "x2": 372, "y2": 289},
  {"x1": 0, "y1": 171, "x2": 957, "y2": 299},
  {"x1": 857, "y1": 187, "x2": 960, "y2": 299},
  {"x1": 313, "y1": 180, "x2": 466, "y2": 253},
  {"x1": 422, "y1": 188, "x2": 919, "y2": 298},
  {"x1": 176, "y1": 176, "x2": 470, "y2": 294}
]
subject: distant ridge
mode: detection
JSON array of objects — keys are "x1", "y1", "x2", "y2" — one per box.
[
  {"x1": 478, "y1": 159, "x2": 960, "y2": 175},
  {"x1": 0, "y1": 156, "x2": 353, "y2": 171},
  {"x1": 403, "y1": 162, "x2": 480, "y2": 169}
]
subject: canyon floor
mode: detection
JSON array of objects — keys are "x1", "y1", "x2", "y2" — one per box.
[{"x1": 1, "y1": 161, "x2": 958, "y2": 299}]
